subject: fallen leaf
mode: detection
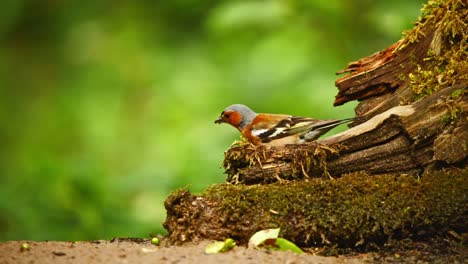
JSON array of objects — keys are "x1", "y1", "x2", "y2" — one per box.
[
  {"x1": 205, "y1": 238, "x2": 236, "y2": 254},
  {"x1": 265, "y1": 238, "x2": 303, "y2": 253},
  {"x1": 248, "y1": 228, "x2": 280, "y2": 248},
  {"x1": 248, "y1": 228, "x2": 303, "y2": 253}
]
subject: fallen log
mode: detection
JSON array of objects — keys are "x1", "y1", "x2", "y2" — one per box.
[
  {"x1": 163, "y1": 168, "x2": 467, "y2": 248},
  {"x1": 224, "y1": 85, "x2": 466, "y2": 184},
  {"x1": 163, "y1": 0, "x2": 468, "y2": 249},
  {"x1": 220, "y1": 0, "x2": 468, "y2": 184}
]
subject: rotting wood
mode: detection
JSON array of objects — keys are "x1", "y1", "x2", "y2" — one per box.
[
  {"x1": 163, "y1": 0, "x2": 468, "y2": 250},
  {"x1": 163, "y1": 168, "x2": 468, "y2": 248},
  {"x1": 224, "y1": 85, "x2": 466, "y2": 184},
  {"x1": 221, "y1": 0, "x2": 468, "y2": 183}
]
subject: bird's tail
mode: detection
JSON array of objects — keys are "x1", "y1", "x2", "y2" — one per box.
[{"x1": 302, "y1": 117, "x2": 354, "y2": 141}]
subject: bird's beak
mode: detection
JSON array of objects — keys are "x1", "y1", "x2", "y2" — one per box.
[{"x1": 214, "y1": 116, "x2": 224, "y2": 124}]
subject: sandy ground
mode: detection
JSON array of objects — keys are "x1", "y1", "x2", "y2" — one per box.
[
  {"x1": 0, "y1": 239, "x2": 370, "y2": 264},
  {"x1": 0, "y1": 238, "x2": 466, "y2": 264}
]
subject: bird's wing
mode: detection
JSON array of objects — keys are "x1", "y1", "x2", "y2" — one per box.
[
  {"x1": 254, "y1": 116, "x2": 354, "y2": 143},
  {"x1": 249, "y1": 116, "x2": 316, "y2": 143}
]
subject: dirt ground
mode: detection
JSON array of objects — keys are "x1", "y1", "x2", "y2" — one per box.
[
  {"x1": 0, "y1": 239, "x2": 367, "y2": 264},
  {"x1": 0, "y1": 238, "x2": 466, "y2": 264}
]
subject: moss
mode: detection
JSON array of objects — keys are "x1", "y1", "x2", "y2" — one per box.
[
  {"x1": 398, "y1": 0, "x2": 468, "y2": 99},
  {"x1": 409, "y1": 49, "x2": 467, "y2": 98},
  {"x1": 451, "y1": 88, "x2": 464, "y2": 98},
  {"x1": 440, "y1": 114, "x2": 452, "y2": 124},
  {"x1": 164, "y1": 168, "x2": 468, "y2": 252},
  {"x1": 223, "y1": 145, "x2": 261, "y2": 173},
  {"x1": 402, "y1": 0, "x2": 466, "y2": 45},
  {"x1": 439, "y1": 87, "x2": 465, "y2": 124},
  {"x1": 223, "y1": 143, "x2": 341, "y2": 183}
]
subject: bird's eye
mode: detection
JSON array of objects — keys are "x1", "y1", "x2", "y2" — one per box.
[{"x1": 224, "y1": 113, "x2": 231, "y2": 119}]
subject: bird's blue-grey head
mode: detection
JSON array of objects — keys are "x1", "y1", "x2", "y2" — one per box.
[{"x1": 214, "y1": 104, "x2": 257, "y2": 130}]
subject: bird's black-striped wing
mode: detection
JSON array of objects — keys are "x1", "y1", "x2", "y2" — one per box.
[
  {"x1": 253, "y1": 116, "x2": 317, "y2": 143},
  {"x1": 253, "y1": 116, "x2": 353, "y2": 143}
]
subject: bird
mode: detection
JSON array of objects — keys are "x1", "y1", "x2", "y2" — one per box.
[{"x1": 214, "y1": 104, "x2": 354, "y2": 146}]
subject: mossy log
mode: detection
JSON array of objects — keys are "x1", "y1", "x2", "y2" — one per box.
[
  {"x1": 334, "y1": 0, "x2": 467, "y2": 118},
  {"x1": 163, "y1": 0, "x2": 468, "y2": 249},
  {"x1": 222, "y1": 0, "x2": 467, "y2": 184},
  {"x1": 224, "y1": 85, "x2": 466, "y2": 184},
  {"x1": 163, "y1": 168, "x2": 467, "y2": 248}
]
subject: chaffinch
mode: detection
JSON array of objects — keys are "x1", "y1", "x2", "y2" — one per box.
[{"x1": 214, "y1": 104, "x2": 353, "y2": 146}]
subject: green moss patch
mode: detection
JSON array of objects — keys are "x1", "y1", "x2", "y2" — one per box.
[
  {"x1": 223, "y1": 143, "x2": 342, "y2": 184},
  {"x1": 163, "y1": 168, "x2": 467, "y2": 252},
  {"x1": 400, "y1": 0, "x2": 468, "y2": 99}
]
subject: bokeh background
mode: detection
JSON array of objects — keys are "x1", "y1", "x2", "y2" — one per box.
[{"x1": 0, "y1": 0, "x2": 425, "y2": 241}]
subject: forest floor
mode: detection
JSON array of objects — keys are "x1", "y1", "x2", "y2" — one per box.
[{"x1": 0, "y1": 237, "x2": 466, "y2": 264}]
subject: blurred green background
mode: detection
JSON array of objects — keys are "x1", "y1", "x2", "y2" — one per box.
[{"x1": 0, "y1": 0, "x2": 425, "y2": 241}]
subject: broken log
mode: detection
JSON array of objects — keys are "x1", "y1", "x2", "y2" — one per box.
[
  {"x1": 335, "y1": 0, "x2": 467, "y2": 119},
  {"x1": 163, "y1": 0, "x2": 468, "y2": 249},
  {"x1": 224, "y1": 85, "x2": 466, "y2": 184},
  {"x1": 221, "y1": 0, "x2": 468, "y2": 184},
  {"x1": 163, "y1": 168, "x2": 468, "y2": 248}
]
